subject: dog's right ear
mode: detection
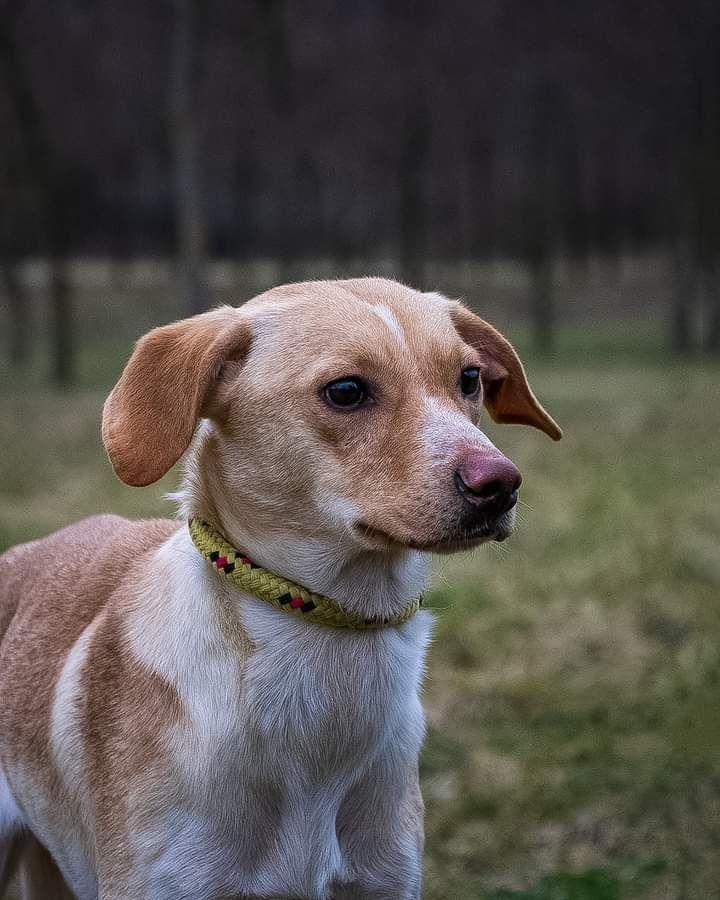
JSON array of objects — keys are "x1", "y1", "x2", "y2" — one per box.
[
  {"x1": 450, "y1": 302, "x2": 562, "y2": 440},
  {"x1": 102, "y1": 307, "x2": 251, "y2": 487}
]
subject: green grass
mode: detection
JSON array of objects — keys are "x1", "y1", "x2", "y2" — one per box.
[
  {"x1": 420, "y1": 356, "x2": 720, "y2": 898},
  {"x1": 1, "y1": 320, "x2": 719, "y2": 899}
]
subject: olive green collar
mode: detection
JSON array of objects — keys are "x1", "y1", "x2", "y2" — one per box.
[{"x1": 189, "y1": 518, "x2": 422, "y2": 629}]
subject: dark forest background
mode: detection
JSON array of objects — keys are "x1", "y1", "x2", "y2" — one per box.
[{"x1": 1, "y1": 0, "x2": 720, "y2": 384}]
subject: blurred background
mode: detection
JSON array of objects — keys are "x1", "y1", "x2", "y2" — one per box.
[{"x1": 1, "y1": 2, "x2": 719, "y2": 898}]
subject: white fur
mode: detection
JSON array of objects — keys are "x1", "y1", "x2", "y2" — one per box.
[
  {"x1": 51, "y1": 618, "x2": 99, "y2": 818},
  {"x1": 47, "y1": 619, "x2": 100, "y2": 896},
  {"x1": 0, "y1": 767, "x2": 21, "y2": 890},
  {"x1": 240, "y1": 600, "x2": 430, "y2": 898},
  {"x1": 422, "y1": 394, "x2": 495, "y2": 457},
  {"x1": 122, "y1": 527, "x2": 430, "y2": 898},
  {"x1": 368, "y1": 304, "x2": 408, "y2": 349},
  {"x1": 0, "y1": 766, "x2": 22, "y2": 846}
]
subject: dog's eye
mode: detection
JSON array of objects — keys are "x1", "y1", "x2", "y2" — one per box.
[
  {"x1": 460, "y1": 367, "x2": 481, "y2": 396},
  {"x1": 324, "y1": 377, "x2": 368, "y2": 409}
]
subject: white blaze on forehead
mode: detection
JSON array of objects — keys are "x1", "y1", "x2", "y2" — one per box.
[
  {"x1": 421, "y1": 395, "x2": 496, "y2": 458},
  {"x1": 367, "y1": 304, "x2": 408, "y2": 348}
]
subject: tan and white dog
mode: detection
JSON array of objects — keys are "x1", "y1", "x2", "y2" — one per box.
[{"x1": 0, "y1": 278, "x2": 560, "y2": 900}]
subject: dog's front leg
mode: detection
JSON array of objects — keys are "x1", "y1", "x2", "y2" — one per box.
[{"x1": 334, "y1": 761, "x2": 424, "y2": 900}]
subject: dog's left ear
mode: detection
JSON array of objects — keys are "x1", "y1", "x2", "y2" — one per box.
[
  {"x1": 450, "y1": 303, "x2": 562, "y2": 441},
  {"x1": 102, "y1": 306, "x2": 252, "y2": 486}
]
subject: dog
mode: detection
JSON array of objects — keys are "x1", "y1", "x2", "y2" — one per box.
[{"x1": 0, "y1": 278, "x2": 560, "y2": 899}]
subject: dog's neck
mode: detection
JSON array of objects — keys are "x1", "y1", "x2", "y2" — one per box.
[{"x1": 174, "y1": 428, "x2": 431, "y2": 622}]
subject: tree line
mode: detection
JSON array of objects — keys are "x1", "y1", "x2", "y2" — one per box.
[{"x1": 1, "y1": 0, "x2": 719, "y2": 383}]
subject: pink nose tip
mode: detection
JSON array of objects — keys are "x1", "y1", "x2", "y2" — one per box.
[{"x1": 455, "y1": 451, "x2": 522, "y2": 513}]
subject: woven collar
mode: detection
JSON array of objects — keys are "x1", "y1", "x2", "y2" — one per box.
[{"x1": 188, "y1": 519, "x2": 422, "y2": 629}]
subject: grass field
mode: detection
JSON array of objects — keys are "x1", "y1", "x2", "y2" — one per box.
[{"x1": 1, "y1": 289, "x2": 719, "y2": 898}]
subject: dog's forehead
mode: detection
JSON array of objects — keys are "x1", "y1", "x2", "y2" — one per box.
[{"x1": 242, "y1": 280, "x2": 465, "y2": 364}]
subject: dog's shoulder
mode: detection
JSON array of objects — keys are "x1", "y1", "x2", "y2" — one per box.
[
  {"x1": 0, "y1": 516, "x2": 183, "y2": 874},
  {"x1": 0, "y1": 515, "x2": 180, "y2": 652}
]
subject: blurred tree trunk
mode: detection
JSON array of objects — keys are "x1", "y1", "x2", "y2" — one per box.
[
  {"x1": 1, "y1": 262, "x2": 29, "y2": 366},
  {"x1": 399, "y1": 108, "x2": 430, "y2": 289},
  {"x1": 699, "y1": 23, "x2": 720, "y2": 353},
  {"x1": 256, "y1": 0, "x2": 292, "y2": 119},
  {"x1": 397, "y1": 0, "x2": 431, "y2": 290},
  {"x1": 255, "y1": 0, "x2": 311, "y2": 282},
  {"x1": 531, "y1": 252, "x2": 555, "y2": 353},
  {"x1": 562, "y1": 119, "x2": 591, "y2": 285},
  {"x1": 672, "y1": 9, "x2": 720, "y2": 355},
  {"x1": 528, "y1": 84, "x2": 561, "y2": 354},
  {"x1": 703, "y1": 266, "x2": 720, "y2": 352},
  {"x1": 671, "y1": 239, "x2": 696, "y2": 354},
  {"x1": 0, "y1": 0, "x2": 73, "y2": 385},
  {"x1": 171, "y1": 0, "x2": 208, "y2": 314},
  {"x1": 669, "y1": 128, "x2": 697, "y2": 354},
  {"x1": 49, "y1": 259, "x2": 72, "y2": 382},
  {"x1": 671, "y1": 109, "x2": 700, "y2": 352},
  {"x1": 255, "y1": 0, "x2": 289, "y2": 276}
]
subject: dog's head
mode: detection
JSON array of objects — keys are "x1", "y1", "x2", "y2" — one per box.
[{"x1": 103, "y1": 278, "x2": 560, "y2": 555}]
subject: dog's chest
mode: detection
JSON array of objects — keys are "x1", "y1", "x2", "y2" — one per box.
[
  {"x1": 149, "y1": 602, "x2": 430, "y2": 899},
  {"x1": 240, "y1": 601, "x2": 429, "y2": 762}
]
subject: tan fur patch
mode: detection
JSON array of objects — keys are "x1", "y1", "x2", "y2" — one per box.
[{"x1": 0, "y1": 516, "x2": 180, "y2": 883}]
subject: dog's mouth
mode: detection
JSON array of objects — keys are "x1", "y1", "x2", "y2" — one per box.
[{"x1": 355, "y1": 518, "x2": 513, "y2": 553}]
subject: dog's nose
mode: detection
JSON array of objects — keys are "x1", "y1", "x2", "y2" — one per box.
[{"x1": 455, "y1": 452, "x2": 522, "y2": 517}]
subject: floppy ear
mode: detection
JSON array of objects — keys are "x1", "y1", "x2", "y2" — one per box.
[
  {"x1": 102, "y1": 306, "x2": 252, "y2": 486},
  {"x1": 450, "y1": 303, "x2": 562, "y2": 441}
]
